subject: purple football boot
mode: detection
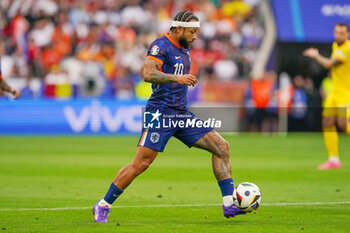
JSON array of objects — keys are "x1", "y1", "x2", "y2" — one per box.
[
  {"x1": 223, "y1": 203, "x2": 248, "y2": 218},
  {"x1": 93, "y1": 202, "x2": 111, "y2": 222}
]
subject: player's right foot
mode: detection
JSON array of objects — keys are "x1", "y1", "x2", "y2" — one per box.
[
  {"x1": 93, "y1": 201, "x2": 111, "y2": 222},
  {"x1": 222, "y1": 203, "x2": 248, "y2": 218},
  {"x1": 318, "y1": 161, "x2": 341, "y2": 170}
]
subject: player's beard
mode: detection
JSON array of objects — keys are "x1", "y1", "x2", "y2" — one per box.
[
  {"x1": 179, "y1": 35, "x2": 190, "y2": 48},
  {"x1": 335, "y1": 38, "x2": 346, "y2": 45}
]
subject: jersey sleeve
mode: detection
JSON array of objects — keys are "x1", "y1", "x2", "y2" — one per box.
[
  {"x1": 146, "y1": 39, "x2": 167, "y2": 66},
  {"x1": 341, "y1": 44, "x2": 350, "y2": 63},
  {"x1": 332, "y1": 42, "x2": 349, "y2": 63},
  {"x1": 335, "y1": 49, "x2": 347, "y2": 63}
]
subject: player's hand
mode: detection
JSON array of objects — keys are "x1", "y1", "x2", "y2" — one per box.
[
  {"x1": 11, "y1": 89, "x2": 20, "y2": 99},
  {"x1": 176, "y1": 74, "x2": 197, "y2": 87},
  {"x1": 303, "y1": 48, "x2": 319, "y2": 58}
]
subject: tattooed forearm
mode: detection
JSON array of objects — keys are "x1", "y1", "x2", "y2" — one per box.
[
  {"x1": 146, "y1": 69, "x2": 178, "y2": 84},
  {"x1": 143, "y1": 58, "x2": 178, "y2": 84},
  {"x1": 0, "y1": 79, "x2": 14, "y2": 93}
]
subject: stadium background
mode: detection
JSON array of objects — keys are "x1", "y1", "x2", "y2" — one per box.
[{"x1": 1, "y1": 0, "x2": 348, "y2": 135}]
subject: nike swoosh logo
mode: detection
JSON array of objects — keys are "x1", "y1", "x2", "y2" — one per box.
[
  {"x1": 175, "y1": 56, "x2": 181, "y2": 59},
  {"x1": 113, "y1": 194, "x2": 119, "y2": 197}
]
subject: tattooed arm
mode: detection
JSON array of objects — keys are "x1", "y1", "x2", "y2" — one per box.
[
  {"x1": 143, "y1": 57, "x2": 197, "y2": 86},
  {"x1": 0, "y1": 78, "x2": 20, "y2": 98}
]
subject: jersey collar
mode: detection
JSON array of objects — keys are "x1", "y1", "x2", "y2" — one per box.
[
  {"x1": 165, "y1": 33, "x2": 183, "y2": 49},
  {"x1": 336, "y1": 39, "x2": 350, "y2": 49}
]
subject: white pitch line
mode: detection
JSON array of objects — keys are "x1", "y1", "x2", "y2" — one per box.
[{"x1": 0, "y1": 201, "x2": 350, "y2": 212}]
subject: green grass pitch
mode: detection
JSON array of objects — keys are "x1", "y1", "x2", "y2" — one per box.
[{"x1": 0, "y1": 134, "x2": 349, "y2": 233}]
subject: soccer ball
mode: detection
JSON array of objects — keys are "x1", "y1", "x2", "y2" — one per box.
[{"x1": 233, "y1": 182, "x2": 261, "y2": 212}]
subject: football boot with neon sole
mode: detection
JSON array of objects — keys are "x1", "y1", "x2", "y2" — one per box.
[
  {"x1": 223, "y1": 203, "x2": 249, "y2": 218},
  {"x1": 92, "y1": 202, "x2": 111, "y2": 223},
  {"x1": 318, "y1": 161, "x2": 341, "y2": 170}
]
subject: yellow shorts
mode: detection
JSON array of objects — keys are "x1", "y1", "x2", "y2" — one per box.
[{"x1": 322, "y1": 95, "x2": 350, "y2": 118}]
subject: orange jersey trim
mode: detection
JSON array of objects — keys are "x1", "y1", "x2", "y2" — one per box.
[
  {"x1": 147, "y1": 55, "x2": 164, "y2": 66},
  {"x1": 138, "y1": 129, "x2": 148, "y2": 146},
  {"x1": 165, "y1": 33, "x2": 183, "y2": 49}
]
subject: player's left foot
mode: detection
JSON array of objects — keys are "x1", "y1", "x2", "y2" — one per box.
[
  {"x1": 93, "y1": 201, "x2": 111, "y2": 222},
  {"x1": 222, "y1": 203, "x2": 248, "y2": 218},
  {"x1": 318, "y1": 161, "x2": 341, "y2": 170}
]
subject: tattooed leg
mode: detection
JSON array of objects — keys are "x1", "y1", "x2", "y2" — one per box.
[{"x1": 193, "y1": 130, "x2": 231, "y2": 181}]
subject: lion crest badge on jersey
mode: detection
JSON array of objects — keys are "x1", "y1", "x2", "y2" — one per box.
[
  {"x1": 150, "y1": 45, "x2": 160, "y2": 55},
  {"x1": 150, "y1": 132, "x2": 160, "y2": 143}
]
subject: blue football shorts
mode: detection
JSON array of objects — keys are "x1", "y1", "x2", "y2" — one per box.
[{"x1": 138, "y1": 105, "x2": 213, "y2": 152}]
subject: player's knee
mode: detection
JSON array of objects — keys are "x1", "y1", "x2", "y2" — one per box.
[
  {"x1": 322, "y1": 117, "x2": 335, "y2": 128},
  {"x1": 337, "y1": 118, "x2": 347, "y2": 132}
]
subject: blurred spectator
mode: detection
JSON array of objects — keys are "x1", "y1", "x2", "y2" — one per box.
[
  {"x1": 241, "y1": 17, "x2": 264, "y2": 48},
  {"x1": 40, "y1": 43, "x2": 62, "y2": 75},
  {"x1": 19, "y1": 80, "x2": 34, "y2": 99},
  {"x1": 8, "y1": 8, "x2": 29, "y2": 55},
  {"x1": 288, "y1": 75, "x2": 308, "y2": 131},
  {"x1": 265, "y1": 71, "x2": 279, "y2": 133},
  {"x1": 115, "y1": 67, "x2": 135, "y2": 99},
  {"x1": 222, "y1": 0, "x2": 251, "y2": 20},
  {"x1": 305, "y1": 77, "x2": 322, "y2": 131},
  {"x1": 245, "y1": 71, "x2": 275, "y2": 132},
  {"x1": 29, "y1": 17, "x2": 54, "y2": 48},
  {"x1": 214, "y1": 53, "x2": 238, "y2": 81},
  {"x1": 52, "y1": 11, "x2": 73, "y2": 57},
  {"x1": 0, "y1": 41, "x2": 15, "y2": 79}
]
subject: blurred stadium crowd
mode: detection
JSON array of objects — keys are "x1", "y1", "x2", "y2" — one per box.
[
  {"x1": 0, "y1": 0, "x2": 263, "y2": 99},
  {"x1": 244, "y1": 72, "x2": 323, "y2": 132}
]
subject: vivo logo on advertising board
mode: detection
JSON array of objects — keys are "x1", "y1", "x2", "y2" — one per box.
[
  {"x1": 63, "y1": 101, "x2": 142, "y2": 133},
  {"x1": 321, "y1": 4, "x2": 350, "y2": 18}
]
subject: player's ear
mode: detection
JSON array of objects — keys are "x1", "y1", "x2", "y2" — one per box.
[{"x1": 176, "y1": 26, "x2": 184, "y2": 34}]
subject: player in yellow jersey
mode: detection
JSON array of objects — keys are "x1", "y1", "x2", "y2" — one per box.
[{"x1": 304, "y1": 23, "x2": 350, "y2": 170}]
